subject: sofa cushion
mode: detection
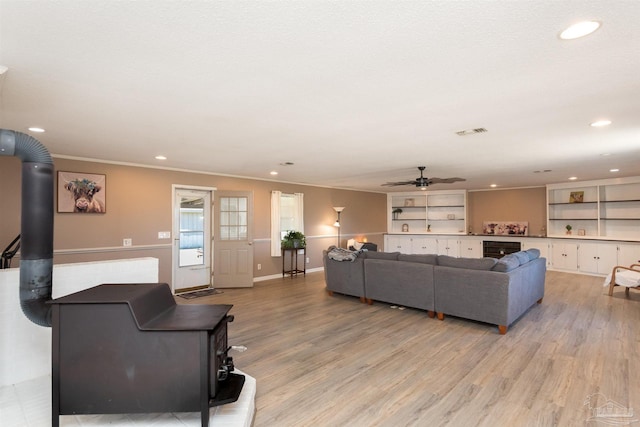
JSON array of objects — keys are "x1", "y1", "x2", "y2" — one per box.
[
  {"x1": 526, "y1": 248, "x2": 540, "y2": 261},
  {"x1": 513, "y1": 251, "x2": 530, "y2": 265},
  {"x1": 492, "y1": 254, "x2": 520, "y2": 272},
  {"x1": 437, "y1": 255, "x2": 498, "y2": 271},
  {"x1": 363, "y1": 251, "x2": 400, "y2": 261},
  {"x1": 398, "y1": 254, "x2": 438, "y2": 265}
]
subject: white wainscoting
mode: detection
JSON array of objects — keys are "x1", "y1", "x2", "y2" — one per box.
[{"x1": 0, "y1": 257, "x2": 159, "y2": 387}]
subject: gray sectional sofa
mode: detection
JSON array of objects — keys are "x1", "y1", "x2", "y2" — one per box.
[{"x1": 322, "y1": 247, "x2": 546, "y2": 334}]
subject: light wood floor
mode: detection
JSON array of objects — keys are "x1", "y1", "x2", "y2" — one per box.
[{"x1": 179, "y1": 270, "x2": 640, "y2": 427}]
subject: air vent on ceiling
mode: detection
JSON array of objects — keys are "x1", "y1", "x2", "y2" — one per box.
[{"x1": 456, "y1": 128, "x2": 488, "y2": 136}]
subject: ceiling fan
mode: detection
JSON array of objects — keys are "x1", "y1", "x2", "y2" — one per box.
[{"x1": 382, "y1": 166, "x2": 466, "y2": 190}]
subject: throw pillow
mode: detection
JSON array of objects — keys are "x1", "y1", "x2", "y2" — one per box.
[
  {"x1": 526, "y1": 248, "x2": 540, "y2": 261},
  {"x1": 513, "y1": 251, "x2": 530, "y2": 265},
  {"x1": 492, "y1": 254, "x2": 520, "y2": 272}
]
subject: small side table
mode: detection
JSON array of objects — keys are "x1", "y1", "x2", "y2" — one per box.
[{"x1": 282, "y1": 247, "x2": 306, "y2": 278}]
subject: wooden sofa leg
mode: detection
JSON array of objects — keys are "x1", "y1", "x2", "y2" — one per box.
[
  {"x1": 537, "y1": 297, "x2": 543, "y2": 304},
  {"x1": 436, "y1": 312, "x2": 444, "y2": 321},
  {"x1": 359, "y1": 296, "x2": 366, "y2": 303},
  {"x1": 498, "y1": 325, "x2": 507, "y2": 335},
  {"x1": 427, "y1": 311, "x2": 435, "y2": 318},
  {"x1": 327, "y1": 290, "x2": 334, "y2": 296},
  {"x1": 367, "y1": 298, "x2": 373, "y2": 305}
]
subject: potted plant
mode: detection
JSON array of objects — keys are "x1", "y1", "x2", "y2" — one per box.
[
  {"x1": 392, "y1": 208, "x2": 403, "y2": 220},
  {"x1": 566, "y1": 224, "x2": 572, "y2": 235},
  {"x1": 282, "y1": 230, "x2": 306, "y2": 249}
]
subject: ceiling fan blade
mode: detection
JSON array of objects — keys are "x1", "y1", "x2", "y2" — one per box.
[
  {"x1": 428, "y1": 177, "x2": 466, "y2": 184},
  {"x1": 382, "y1": 181, "x2": 417, "y2": 186}
]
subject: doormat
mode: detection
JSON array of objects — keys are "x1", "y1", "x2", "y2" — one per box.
[{"x1": 177, "y1": 289, "x2": 223, "y2": 299}]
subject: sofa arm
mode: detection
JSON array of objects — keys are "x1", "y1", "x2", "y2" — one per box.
[
  {"x1": 434, "y1": 257, "x2": 546, "y2": 330},
  {"x1": 323, "y1": 253, "x2": 366, "y2": 299},
  {"x1": 434, "y1": 267, "x2": 511, "y2": 326}
]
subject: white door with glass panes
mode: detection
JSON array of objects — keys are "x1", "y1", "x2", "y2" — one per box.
[
  {"x1": 173, "y1": 187, "x2": 213, "y2": 293},
  {"x1": 214, "y1": 191, "x2": 254, "y2": 288}
]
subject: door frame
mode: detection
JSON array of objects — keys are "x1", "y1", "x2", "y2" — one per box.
[{"x1": 171, "y1": 184, "x2": 216, "y2": 293}]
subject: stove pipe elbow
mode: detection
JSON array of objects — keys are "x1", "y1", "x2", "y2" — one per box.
[{"x1": 0, "y1": 129, "x2": 54, "y2": 327}]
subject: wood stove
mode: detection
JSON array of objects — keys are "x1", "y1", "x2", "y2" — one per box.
[{"x1": 50, "y1": 283, "x2": 244, "y2": 427}]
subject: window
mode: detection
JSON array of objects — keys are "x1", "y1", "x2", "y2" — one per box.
[
  {"x1": 219, "y1": 196, "x2": 248, "y2": 241},
  {"x1": 271, "y1": 191, "x2": 304, "y2": 256}
]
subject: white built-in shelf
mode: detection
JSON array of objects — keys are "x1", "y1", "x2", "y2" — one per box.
[
  {"x1": 547, "y1": 177, "x2": 640, "y2": 241},
  {"x1": 388, "y1": 190, "x2": 467, "y2": 235}
]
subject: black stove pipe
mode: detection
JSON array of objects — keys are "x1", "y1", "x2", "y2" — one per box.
[{"x1": 0, "y1": 129, "x2": 54, "y2": 327}]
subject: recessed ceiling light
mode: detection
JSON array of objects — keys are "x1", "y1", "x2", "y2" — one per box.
[
  {"x1": 610, "y1": 169, "x2": 620, "y2": 173},
  {"x1": 490, "y1": 184, "x2": 497, "y2": 188},
  {"x1": 569, "y1": 176, "x2": 578, "y2": 180},
  {"x1": 270, "y1": 171, "x2": 278, "y2": 176},
  {"x1": 590, "y1": 120, "x2": 611, "y2": 127},
  {"x1": 155, "y1": 155, "x2": 167, "y2": 160},
  {"x1": 559, "y1": 21, "x2": 601, "y2": 40},
  {"x1": 28, "y1": 127, "x2": 45, "y2": 133}
]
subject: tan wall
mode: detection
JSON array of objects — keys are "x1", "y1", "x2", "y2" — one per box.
[
  {"x1": 468, "y1": 187, "x2": 547, "y2": 237},
  {"x1": 0, "y1": 156, "x2": 387, "y2": 283},
  {"x1": 1, "y1": 156, "x2": 550, "y2": 285}
]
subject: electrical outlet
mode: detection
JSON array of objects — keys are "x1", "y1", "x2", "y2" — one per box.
[
  {"x1": 257, "y1": 264, "x2": 262, "y2": 271},
  {"x1": 158, "y1": 231, "x2": 171, "y2": 239},
  {"x1": 306, "y1": 257, "x2": 310, "y2": 264},
  {"x1": 123, "y1": 238, "x2": 132, "y2": 247}
]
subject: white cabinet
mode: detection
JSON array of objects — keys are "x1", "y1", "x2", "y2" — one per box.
[
  {"x1": 388, "y1": 190, "x2": 467, "y2": 235},
  {"x1": 459, "y1": 238, "x2": 482, "y2": 258},
  {"x1": 547, "y1": 177, "x2": 640, "y2": 241},
  {"x1": 411, "y1": 236, "x2": 438, "y2": 254},
  {"x1": 577, "y1": 242, "x2": 618, "y2": 275},
  {"x1": 385, "y1": 235, "x2": 413, "y2": 253},
  {"x1": 550, "y1": 242, "x2": 579, "y2": 272},
  {"x1": 384, "y1": 235, "x2": 438, "y2": 254},
  {"x1": 618, "y1": 244, "x2": 640, "y2": 268},
  {"x1": 437, "y1": 238, "x2": 460, "y2": 257},
  {"x1": 384, "y1": 235, "x2": 457, "y2": 255},
  {"x1": 521, "y1": 238, "x2": 550, "y2": 267}
]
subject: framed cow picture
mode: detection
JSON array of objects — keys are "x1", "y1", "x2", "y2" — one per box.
[{"x1": 57, "y1": 171, "x2": 106, "y2": 213}]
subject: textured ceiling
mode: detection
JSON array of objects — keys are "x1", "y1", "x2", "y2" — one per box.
[{"x1": 1, "y1": 1, "x2": 639, "y2": 193}]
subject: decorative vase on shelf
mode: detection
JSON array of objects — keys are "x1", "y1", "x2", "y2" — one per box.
[{"x1": 566, "y1": 225, "x2": 572, "y2": 235}]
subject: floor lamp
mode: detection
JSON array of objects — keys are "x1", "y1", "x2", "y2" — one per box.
[{"x1": 333, "y1": 206, "x2": 344, "y2": 247}]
